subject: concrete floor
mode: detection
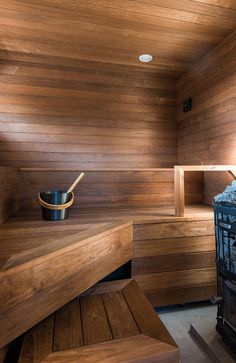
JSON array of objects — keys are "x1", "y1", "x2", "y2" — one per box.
[{"x1": 156, "y1": 302, "x2": 236, "y2": 363}]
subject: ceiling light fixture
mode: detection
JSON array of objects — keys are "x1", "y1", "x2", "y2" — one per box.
[{"x1": 139, "y1": 54, "x2": 153, "y2": 63}]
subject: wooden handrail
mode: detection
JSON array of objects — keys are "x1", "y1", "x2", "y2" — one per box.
[
  {"x1": 19, "y1": 168, "x2": 173, "y2": 172},
  {"x1": 174, "y1": 165, "x2": 236, "y2": 217}
]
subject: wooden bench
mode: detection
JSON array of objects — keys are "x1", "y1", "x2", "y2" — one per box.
[
  {"x1": 0, "y1": 221, "x2": 133, "y2": 348},
  {"x1": 17, "y1": 279, "x2": 179, "y2": 362}
]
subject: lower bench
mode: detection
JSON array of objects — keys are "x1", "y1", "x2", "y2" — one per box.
[{"x1": 17, "y1": 279, "x2": 179, "y2": 362}]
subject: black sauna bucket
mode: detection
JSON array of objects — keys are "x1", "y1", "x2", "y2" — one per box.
[{"x1": 37, "y1": 191, "x2": 74, "y2": 221}]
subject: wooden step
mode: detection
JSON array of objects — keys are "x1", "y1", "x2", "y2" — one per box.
[
  {"x1": 0, "y1": 221, "x2": 133, "y2": 349},
  {"x1": 18, "y1": 279, "x2": 179, "y2": 362}
]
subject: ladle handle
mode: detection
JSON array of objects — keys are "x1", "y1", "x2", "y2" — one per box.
[{"x1": 67, "y1": 172, "x2": 85, "y2": 194}]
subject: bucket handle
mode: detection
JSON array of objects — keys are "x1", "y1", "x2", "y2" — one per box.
[{"x1": 37, "y1": 192, "x2": 75, "y2": 210}]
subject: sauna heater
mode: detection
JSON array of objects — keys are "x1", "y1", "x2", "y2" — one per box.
[{"x1": 214, "y1": 204, "x2": 236, "y2": 353}]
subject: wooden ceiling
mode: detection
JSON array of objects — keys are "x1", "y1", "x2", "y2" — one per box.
[{"x1": 0, "y1": 0, "x2": 236, "y2": 76}]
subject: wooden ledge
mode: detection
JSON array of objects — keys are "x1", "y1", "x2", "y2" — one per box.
[{"x1": 43, "y1": 335, "x2": 178, "y2": 363}]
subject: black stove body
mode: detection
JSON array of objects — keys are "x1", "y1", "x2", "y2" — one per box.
[{"x1": 214, "y1": 204, "x2": 236, "y2": 353}]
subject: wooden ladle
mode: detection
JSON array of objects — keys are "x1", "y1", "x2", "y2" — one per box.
[{"x1": 67, "y1": 172, "x2": 85, "y2": 194}]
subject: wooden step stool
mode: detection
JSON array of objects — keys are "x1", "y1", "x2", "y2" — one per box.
[{"x1": 18, "y1": 279, "x2": 179, "y2": 362}]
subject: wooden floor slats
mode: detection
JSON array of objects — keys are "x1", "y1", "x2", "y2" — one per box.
[
  {"x1": 102, "y1": 291, "x2": 140, "y2": 339},
  {"x1": 18, "y1": 316, "x2": 54, "y2": 363},
  {"x1": 53, "y1": 298, "x2": 83, "y2": 352},
  {"x1": 80, "y1": 294, "x2": 113, "y2": 345}
]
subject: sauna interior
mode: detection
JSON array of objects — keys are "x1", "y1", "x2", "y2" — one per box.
[{"x1": 0, "y1": 1, "x2": 236, "y2": 362}]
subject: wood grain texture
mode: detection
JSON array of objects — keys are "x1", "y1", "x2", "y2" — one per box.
[
  {"x1": 134, "y1": 267, "x2": 217, "y2": 291},
  {"x1": 134, "y1": 235, "x2": 215, "y2": 258},
  {"x1": 0, "y1": 49, "x2": 180, "y2": 209},
  {"x1": 0, "y1": 205, "x2": 214, "y2": 347},
  {"x1": 132, "y1": 251, "x2": 216, "y2": 275},
  {"x1": 18, "y1": 315, "x2": 54, "y2": 363},
  {"x1": 0, "y1": 221, "x2": 133, "y2": 349},
  {"x1": 43, "y1": 335, "x2": 179, "y2": 363},
  {"x1": 0, "y1": 167, "x2": 20, "y2": 223},
  {"x1": 1, "y1": 1, "x2": 235, "y2": 74},
  {"x1": 134, "y1": 219, "x2": 214, "y2": 241},
  {"x1": 122, "y1": 279, "x2": 177, "y2": 347},
  {"x1": 80, "y1": 294, "x2": 113, "y2": 345},
  {"x1": 177, "y1": 31, "x2": 236, "y2": 205},
  {"x1": 102, "y1": 290, "x2": 140, "y2": 339},
  {"x1": 17, "y1": 279, "x2": 178, "y2": 363},
  {"x1": 19, "y1": 169, "x2": 203, "y2": 210},
  {"x1": 132, "y1": 216, "x2": 216, "y2": 306},
  {"x1": 53, "y1": 298, "x2": 83, "y2": 352},
  {"x1": 0, "y1": 53, "x2": 177, "y2": 174},
  {"x1": 146, "y1": 284, "x2": 217, "y2": 307}
]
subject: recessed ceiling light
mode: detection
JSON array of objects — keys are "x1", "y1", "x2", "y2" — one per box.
[{"x1": 139, "y1": 54, "x2": 153, "y2": 63}]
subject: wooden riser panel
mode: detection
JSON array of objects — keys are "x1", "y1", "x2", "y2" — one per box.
[
  {"x1": 134, "y1": 220, "x2": 214, "y2": 240},
  {"x1": 147, "y1": 284, "x2": 217, "y2": 307},
  {"x1": 132, "y1": 219, "x2": 216, "y2": 306}
]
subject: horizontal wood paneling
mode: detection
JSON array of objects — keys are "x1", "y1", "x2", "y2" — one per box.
[
  {"x1": 147, "y1": 284, "x2": 217, "y2": 307},
  {"x1": 0, "y1": 167, "x2": 20, "y2": 223},
  {"x1": 134, "y1": 219, "x2": 214, "y2": 241},
  {"x1": 134, "y1": 235, "x2": 215, "y2": 258},
  {"x1": 134, "y1": 267, "x2": 217, "y2": 291},
  {"x1": 0, "y1": 53, "x2": 181, "y2": 209},
  {"x1": 132, "y1": 218, "x2": 216, "y2": 306},
  {"x1": 1, "y1": 1, "x2": 236, "y2": 74},
  {"x1": 132, "y1": 252, "x2": 215, "y2": 275},
  {"x1": 19, "y1": 170, "x2": 203, "y2": 209},
  {"x1": 0, "y1": 54, "x2": 177, "y2": 169},
  {"x1": 177, "y1": 31, "x2": 236, "y2": 205}
]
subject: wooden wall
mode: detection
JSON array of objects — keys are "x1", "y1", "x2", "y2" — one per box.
[
  {"x1": 177, "y1": 31, "x2": 236, "y2": 205},
  {"x1": 0, "y1": 52, "x2": 177, "y2": 169},
  {"x1": 0, "y1": 167, "x2": 20, "y2": 223},
  {"x1": 20, "y1": 170, "x2": 203, "y2": 210},
  {"x1": 0, "y1": 51, "x2": 209, "y2": 210},
  {"x1": 0, "y1": 167, "x2": 19, "y2": 223},
  {"x1": 0, "y1": 52, "x2": 183, "y2": 209}
]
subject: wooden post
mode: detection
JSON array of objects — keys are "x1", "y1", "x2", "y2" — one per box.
[{"x1": 174, "y1": 166, "x2": 185, "y2": 217}]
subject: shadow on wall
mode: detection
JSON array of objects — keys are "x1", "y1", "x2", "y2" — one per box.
[{"x1": 204, "y1": 171, "x2": 236, "y2": 206}]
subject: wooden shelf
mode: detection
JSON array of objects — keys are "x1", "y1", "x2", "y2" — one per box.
[{"x1": 174, "y1": 165, "x2": 236, "y2": 217}]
